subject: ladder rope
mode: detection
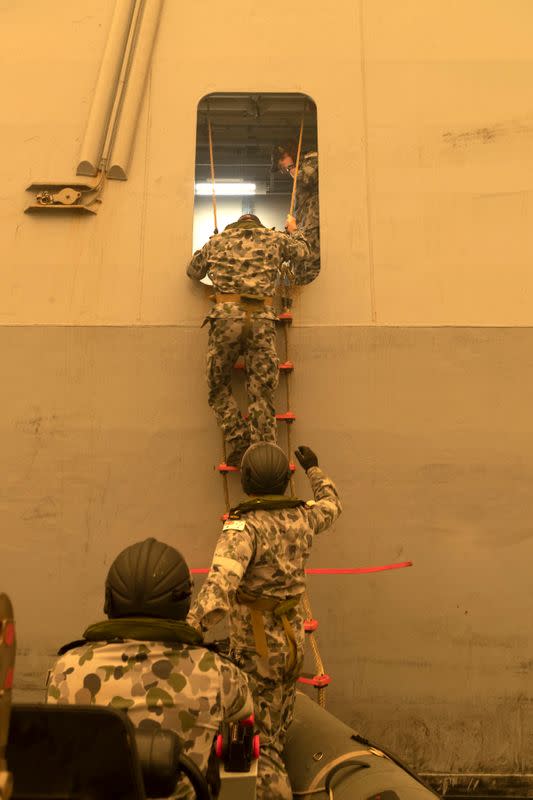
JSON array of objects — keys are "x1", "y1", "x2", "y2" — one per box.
[
  {"x1": 301, "y1": 593, "x2": 325, "y2": 673},
  {"x1": 287, "y1": 424, "x2": 296, "y2": 498},
  {"x1": 289, "y1": 105, "x2": 306, "y2": 219},
  {"x1": 282, "y1": 324, "x2": 292, "y2": 411},
  {"x1": 281, "y1": 289, "x2": 328, "y2": 707},
  {"x1": 302, "y1": 592, "x2": 327, "y2": 707},
  {"x1": 206, "y1": 106, "x2": 226, "y2": 505},
  {"x1": 282, "y1": 320, "x2": 296, "y2": 497},
  {"x1": 220, "y1": 432, "x2": 231, "y2": 512},
  {"x1": 207, "y1": 111, "x2": 219, "y2": 235}
]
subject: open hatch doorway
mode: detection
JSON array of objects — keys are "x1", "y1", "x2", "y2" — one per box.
[{"x1": 192, "y1": 92, "x2": 319, "y2": 265}]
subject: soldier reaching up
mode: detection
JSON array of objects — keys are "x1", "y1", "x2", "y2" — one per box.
[
  {"x1": 272, "y1": 141, "x2": 321, "y2": 280},
  {"x1": 187, "y1": 443, "x2": 342, "y2": 800},
  {"x1": 187, "y1": 213, "x2": 315, "y2": 467}
]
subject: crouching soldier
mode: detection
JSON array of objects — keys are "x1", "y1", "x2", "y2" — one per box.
[
  {"x1": 187, "y1": 213, "x2": 314, "y2": 467},
  {"x1": 187, "y1": 443, "x2": 342, "y2": 800},
  {"x1": 272, "y1": 141, "x2": 321, "y2": 281},
  {"x1": 46, "y1": 538, "x2": 252, "y2": 800}
]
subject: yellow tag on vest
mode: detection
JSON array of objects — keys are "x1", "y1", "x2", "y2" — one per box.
[
  {"x1": 223, "y1": 520, "x2": 246, "y2": 532},
  {"x1": 305, "y1": 500, "x2": 316, "y2": 508}
]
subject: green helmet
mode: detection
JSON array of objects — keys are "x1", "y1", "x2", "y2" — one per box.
[
  {"x1": 104, "y1": 538, "x2": 192, "y2": 621},
  {"x1": 241, "y1": 442, "x2": 291, "y2": 496}
]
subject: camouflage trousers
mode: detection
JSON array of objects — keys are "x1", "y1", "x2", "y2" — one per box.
[
  {"x1": 206, "y1": 316, "x2": 279, "y2": 449},
  {"x1": 230, "y1": 601, "x2": 305, "y2": 800},
  {"x1": 302, "y1": 225, "x2": 321, "y2": 281}
]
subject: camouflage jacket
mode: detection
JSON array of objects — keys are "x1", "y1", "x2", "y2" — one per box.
[
  {"x1": 187, "y1": 220, "x2": 315, "y2": 319},
  {"x1": 46, "y1": 640, "x2": 251, "y2": 800},
  {"x1": 293, "y1": 152, "x2": 319, "y2": 234},
  {"x1": 186, "y1": 467, "x2": 342, "y2": 638}
]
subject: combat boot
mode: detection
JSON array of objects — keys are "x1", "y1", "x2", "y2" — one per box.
[{"x1": 226, "y1": 442, "x2": 250, "y2": 468}]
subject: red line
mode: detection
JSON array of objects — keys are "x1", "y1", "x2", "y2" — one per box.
[
  {"x1": 191, "y1": 561, "x2": 413, "y2": 575},
  {"x1": 306, "y1": 561, "x2": 413, "y2": 574}
]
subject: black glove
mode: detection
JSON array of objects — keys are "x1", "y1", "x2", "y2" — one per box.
[{"x1": 295, "y1": 445, "x2": 319, "y2": 472}]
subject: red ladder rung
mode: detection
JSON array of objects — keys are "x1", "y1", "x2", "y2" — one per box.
[
  {"x1": 241, "y1": 412, "x2": 295, "y2": 422},
  {"x1": 298, "y1": 673, "x2": 331, "y2": 689},
  {"x1": 234, "y1": 361, "x2": 294, "y2": 372},
  {"x1": 218, "y1": 462, "x2": 296, "y2": 474},
  {"x1": 277, "y1": 312, "x2": 293, "y2": 323},
  {"x1": 276, "y1": 412, "x2": 296, "y2": 422}
]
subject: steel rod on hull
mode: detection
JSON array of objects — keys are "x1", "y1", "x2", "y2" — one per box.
[
  {"x1": 77, "y1": 0, "x2": 136, "y2": 177},
  {"x1": 107, "y1": 0, "x2": 164, "y2": 180}
]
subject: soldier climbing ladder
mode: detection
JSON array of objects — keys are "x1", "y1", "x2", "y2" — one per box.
[{"x1": 208, "y1": 108, "x2": 331, "y2": 707}]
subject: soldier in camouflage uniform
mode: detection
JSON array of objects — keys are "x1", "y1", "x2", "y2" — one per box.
[
  {"x1": 0, "y1": 594, "x2": 15, "y2": 800},
  {"x1": 187, "y1": 213, "x2": 314, "y2": 466},
  {"x1": 272, "y1": 142, "x2": 321, "y2": 280},
  {"x1": 187, "y1": 443, "x2": 342, "y2": 800},
  {"x1": 46, "y1": 538, "x2": 251, "y2": 800}
]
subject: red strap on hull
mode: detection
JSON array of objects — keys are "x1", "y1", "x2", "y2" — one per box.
[{"x1": 191, "y1": 561, "x2": 413, "y2": 574}]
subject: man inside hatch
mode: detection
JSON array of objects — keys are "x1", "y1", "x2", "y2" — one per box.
[
  {"x1": 271, "y1": 141, "x2": 321, "y2": 281},
  {"x1": 187, "y1": 443, "x2": 342, "y2": 800},
  {"x1": 46, "y1": 538, "x2": 252, "y2": 800},
  {"x1": 187, "y1": 213, "x2": 315, "y2": 467}
]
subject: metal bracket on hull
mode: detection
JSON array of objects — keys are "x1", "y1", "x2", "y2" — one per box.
[{"x1": 25, "y1": 175, "x2": 104, "y2": 214}]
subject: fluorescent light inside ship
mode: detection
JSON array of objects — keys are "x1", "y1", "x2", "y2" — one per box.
[{"x1": 195, "y1": 182, "x2": 256, "y2": 196}]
